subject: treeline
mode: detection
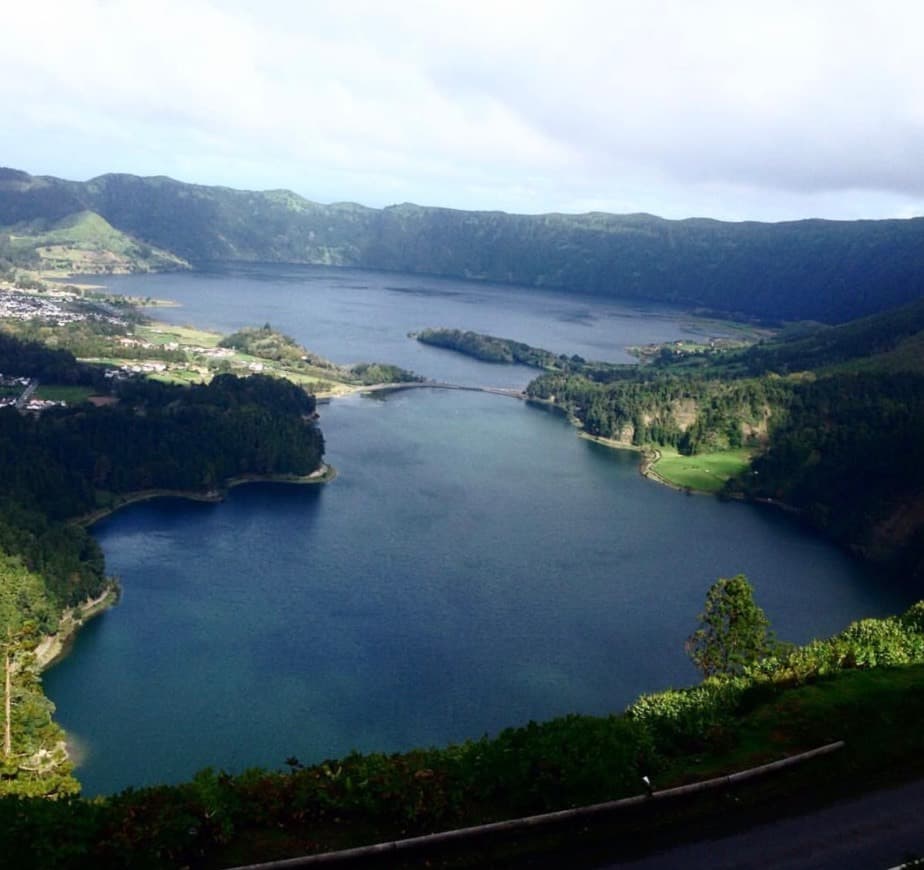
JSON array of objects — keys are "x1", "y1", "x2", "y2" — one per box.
[
  {"x1": 0, "y1": 553, "x2": 78, "y2": 797},
  {"x1": 527, "y1": 369, "x2": 782, "y2": 453},
  {"x1": 0, "y1": 370, "x2": 323, "y2": 607},
  {"x1": 0, "y1": 332, "x2": 104, "y2": 386},
  {"x1": 730, "y1": 297, "x2": 924, "y2": 376},
  {"x1": 219, "y1": 325, "x2": 421, "y2": 384},
  {"x1": 738, "y1": 372, "x2": 924, "y2": 573},
  {"x1": 527, "y1": 363, "x2": 924, "y2": 575},
  {"x1": 0, "y1": 334, "x2": 326, "y2": 796},
  {"x1": 416, "y1": 327, "x2": 585, "y2": 370},
  {"x1": 6, "y1": 167, "x2": 924, "y2": 323},
  {"x1": 218, "y1": 324, "x2": 338, "y2": 371},
  {"x1": 348, "y1": 362, "x2": 422, "y2": 385},
  {"x1": 523, "y1": 313, "x2": 924, "y2": 576}
]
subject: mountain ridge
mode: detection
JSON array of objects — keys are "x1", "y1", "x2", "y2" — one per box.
[{"x1": 3, "y1": 167, "x2": 924, "y2": 322}]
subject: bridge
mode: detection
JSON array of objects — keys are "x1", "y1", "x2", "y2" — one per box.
[{"x1": 357, "y1": 381, "x2": 526, "y2": 400}]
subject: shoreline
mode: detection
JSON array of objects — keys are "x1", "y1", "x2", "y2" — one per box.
[
  {"x1": 36, "y1": 463, "x2": 335, "y2": 771},
  {"x1": 576, "y1": 431, "x2": 698, "y2": 494},
  {"x1": 578, "y1": 430, "x2": 804, "y2": 513},
  {"x1": 42, "y1": 464, "x2": 336, "y2": 672},
  {"x1": 35, "y1": 584, "x2": 120, "y2": 671},
  {"x1": 72, "y1": 463, "x2": 337, "y2": 528}
]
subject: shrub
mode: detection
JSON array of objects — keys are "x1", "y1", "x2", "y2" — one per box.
[{"x1": 627, "y1": 676, "x2": 749, "y2": 752}]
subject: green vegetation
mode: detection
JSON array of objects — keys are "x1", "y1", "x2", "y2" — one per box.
[
  {"x1": 0, "y1": 596, "x2": 922, "y2": 867},
  {"x1": 0, "y1": 554, "x2": 77, "y2": 798},
  {"x1": 0, "y1": 209, "x2": 188, "y2": 276},
  {"x1": 32, "y1": 385, "x2": 94, "y2": 404},
  {"x1": 348, "y1": 361, "x2": 422, "y2": 385},
  {"x1": 685, "y1": 575, "x2": 777, "y2": 677},
  {"x1": 650, "y1": 447, "x2": 751, "y2": 492},
  {"x1": 4, "y1": 166, "x2": 924, "y2": 322},
  {"x1": 0, "y1": 332, "x2": 328, "y2": 797},
  {"x1": 218, "y1": 324, "x2": 338, "y2": 371},
  {"x1": 520, "y1": 302, "x2": 924, "y2": 577},
  {"x1": 416, "y1": 327, "x2": 583, "y2": 370},
  {"x1": 736, "y1": 371, "x2": 924, "y2": 572},
  {"x1": 404, "y1": 310, "x2": 924, "y2": 576},
  {"x1": 218, "y1": 325, "x2": 422, "y2": 387},
  {"x1": 528, "y1": 368, "x2": 776, "y2": 452},
  {"x1": 136, "y1": 323, "x2": 220, "y2": 348},
  {"x1": 0, "y1": 296, "x2": 419, "y2": 395},
  {"x1": 731, "y1": 297, "x2": 924, "y2": 377}
]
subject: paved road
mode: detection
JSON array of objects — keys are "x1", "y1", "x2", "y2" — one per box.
[{"x1": 602, "y1": 779, "x2": 924, "y2": 869}]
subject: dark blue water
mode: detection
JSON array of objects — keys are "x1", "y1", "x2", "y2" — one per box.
[
  {"x1": 43, "y1": 267, "x2": 913, "y2": 796},
  {"x1": 96, "y1": 263, "x2": 738, "y2": 388}
]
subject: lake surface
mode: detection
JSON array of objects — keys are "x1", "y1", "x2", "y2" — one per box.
[
  {"x1": 95, "y1": 263, "x2": 744, "y2": 387},
  {"x1": 44, "y1": 265, "x2": 913, "y2": 795}
]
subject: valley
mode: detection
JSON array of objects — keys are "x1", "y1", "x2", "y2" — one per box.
[{"x1": 0, "y1": 180, "x2": 921, "y2": 868}]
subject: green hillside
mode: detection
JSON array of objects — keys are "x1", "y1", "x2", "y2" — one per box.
[
  {"x1": 3, "y1": 168, "x2": 924, "y2": 322},
  {"x1": 514, "y1": 298, "x2": 924, "y2": 577},
  {"x1": 729, "y1": 297, "x2": 924, "y2": 376},
  {"x1": 1, "y1": 207, "x2": 188, "y2": 274}
]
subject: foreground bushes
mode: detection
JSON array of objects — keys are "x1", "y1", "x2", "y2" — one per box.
[
  {"x1": 0, "y1": 717, "x2": 657, "y2": 869},
  {"x1": 627, "y1": 600, "x2": 924, "y2": 751},
  {"x1": 2, "y1": 601, "x2": 923, "y2": 868}
]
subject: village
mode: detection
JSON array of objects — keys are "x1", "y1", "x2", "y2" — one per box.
[
  {"x1": 0, "y1": 284, "x2": 301, "y2": 413},
  {"x1": 0, "y1": 281, "x2": 127, "y2": 327}
]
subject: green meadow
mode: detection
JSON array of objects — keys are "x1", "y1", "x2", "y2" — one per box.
[{"x1": 652, "y1": 447, "x2": 752, "y2": 493}]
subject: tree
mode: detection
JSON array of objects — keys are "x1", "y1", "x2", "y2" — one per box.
[
  {"x1": 686, "y1": 574, "x2": 774, "y2": 677},
  {"x1": 0, "y1": 556, "x2": 55, "y2": 763}
]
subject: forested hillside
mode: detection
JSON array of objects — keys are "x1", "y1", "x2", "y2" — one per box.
[
  {"x1": 4, "y1": 168, "x2": 924, "y2": 322},
  {"x1": 517, "y1": 303, "x2": 924, "y2": 578},
  {"x1": 0, "y1": 334, "x2": 326, "y2": 795}
]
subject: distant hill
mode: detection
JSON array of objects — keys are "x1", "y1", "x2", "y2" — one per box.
[
  {"x1": 3, "y1": 167, "x2": 924, "y2": 322},
  {"x1": 734, "y1": 296, "x2": 924, "y2": 375},
  {"x1": 0, "y1": 207, "x2": 187, "y2": 274}
]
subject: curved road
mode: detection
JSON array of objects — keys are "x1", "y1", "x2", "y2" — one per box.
[{"x1": 604, "y1": 778, "x2": 924, "y2": 869}]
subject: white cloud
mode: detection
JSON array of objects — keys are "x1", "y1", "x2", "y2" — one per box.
[{"x1": 1, "y1": 0, "x2": 924, "y2": 219}]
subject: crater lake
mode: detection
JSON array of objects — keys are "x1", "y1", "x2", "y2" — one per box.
[{"x1": 43, "y1": 265, "x2": 913, "y2": 795}]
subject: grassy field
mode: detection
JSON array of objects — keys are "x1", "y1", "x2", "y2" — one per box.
[
  {"x1": 651, "y1": 447, "x2": 752, "y2": 492},
  {"x1": 136, "y1": 323, "x2": 222, "y2": 347},
  {"x1": 34, "y1": 384, "x2": 97, "y2": 404}
]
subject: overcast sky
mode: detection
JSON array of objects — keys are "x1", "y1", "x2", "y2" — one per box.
[{"x1": 2, "y1": 0, "x2": 922, "y2": 221}]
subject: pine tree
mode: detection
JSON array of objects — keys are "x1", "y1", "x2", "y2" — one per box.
[{"x1": 686, "y1": 574, "x2": 774, "y2": 677}]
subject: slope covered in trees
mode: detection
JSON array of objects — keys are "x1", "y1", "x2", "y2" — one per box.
[
  {"x1": 4, "y1": 168, "x2": 924, "y2": 322},
  {"x1": 0, "y1": 334, "x2": 327, "y2": 795},
  {"x1": 515, "y1": 304, "x2": 924, "y2": 578},
  {"x1": 0, "y1": 348, "x2": 325, "y2": 608},
  {"x1": 415, "y1": 327, "x2": 584, "y2": 369}
]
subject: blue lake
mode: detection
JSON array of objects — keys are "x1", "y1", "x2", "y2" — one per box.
[{"x1": 43, "y1": 266, "x2": 913, "y2": 795}]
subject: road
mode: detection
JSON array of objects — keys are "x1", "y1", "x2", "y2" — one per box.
[
  {"x1": 358, "y1": 381, "x2": 526, "y2": 399},
  {"x1": 14, "y1": 378, "x2": 38, "y2": 409},
  {"x1": 603, "y1": 778, "x2": 924, "y2": 869}
]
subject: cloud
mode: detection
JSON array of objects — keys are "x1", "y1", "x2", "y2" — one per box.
[{"x1": 1, "y1": 0, "x2": 923, "y2": 219}]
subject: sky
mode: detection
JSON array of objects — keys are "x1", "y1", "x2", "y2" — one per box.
[{"x1": 2, "y1": 0, "x2": 923, "y2": 222}]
